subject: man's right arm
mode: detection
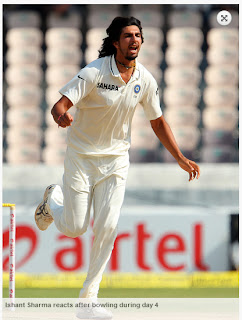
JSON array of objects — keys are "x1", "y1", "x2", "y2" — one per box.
[
  {"x1": 52, "y1": 61, "x2": 101, "y2": 127},
  {"x1": 51, "y1": 95, "x2": 74, "y2": 128}
]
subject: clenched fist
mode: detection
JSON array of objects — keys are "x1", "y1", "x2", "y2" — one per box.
[{"x1": 57, "y1": 112, "x2": 73, "y2": 128}]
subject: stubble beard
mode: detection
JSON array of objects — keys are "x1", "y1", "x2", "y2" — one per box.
[
  {"x1": 125, "y1": 49, "x2": 139, "y2": 61},
  {"x1": 125, "y1": 48, "x2": 140, "y2": 61},
  {"x1": 117, "y1": 41, "x2": 140, "y2": 61},
  {"x1": 125, "y1": 56, "x2": 137, "y2": 61}
]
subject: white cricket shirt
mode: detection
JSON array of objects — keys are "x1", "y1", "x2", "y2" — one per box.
[{"x1": 59, "y1": 55, "x2": 162, "y2": 156}]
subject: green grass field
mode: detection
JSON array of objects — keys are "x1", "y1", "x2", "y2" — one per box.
[{"x1": 3, "y1": 287, "x2": 239, "y2": 298}]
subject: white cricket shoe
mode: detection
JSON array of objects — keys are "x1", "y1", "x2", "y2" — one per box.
[
  {"x1": 35, "y1": 185, "x2": 55, "y2": 231},
  {"x1": 76, "y1": 304, "x2": 113, "y2": 319}
]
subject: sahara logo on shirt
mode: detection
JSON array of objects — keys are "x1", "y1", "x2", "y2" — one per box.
[{"x1": 97, "y1": 83, "x2": 119, "y2": 91}]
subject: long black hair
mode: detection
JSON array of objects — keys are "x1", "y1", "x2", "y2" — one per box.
[{"x1": 98, "y1": 16, "x2": 144, "y2": 58}]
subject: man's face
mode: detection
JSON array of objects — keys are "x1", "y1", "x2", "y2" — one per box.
[{"x1": 113, "y1": 25, "x2": 142, "y2": 61}]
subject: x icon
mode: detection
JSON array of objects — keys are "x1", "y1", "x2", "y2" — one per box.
[
  {"x1": 217, "y1": 10, "x2": 232, "y2": 26},
  {"x1": 221, "y1": 15, "x2": 228, "y2": 22}
]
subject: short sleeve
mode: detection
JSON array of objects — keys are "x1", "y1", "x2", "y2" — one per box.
[
  {"x1": 59, "y1": 65, "x2": 99, "y2": 107},
  {"x1": 140, "y1": 74, "x2": 162, "y2": 120}
]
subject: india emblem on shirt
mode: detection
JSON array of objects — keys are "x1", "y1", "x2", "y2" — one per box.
[{"x1": 134, "y1": 85, "x2": 141, "y2": 94}]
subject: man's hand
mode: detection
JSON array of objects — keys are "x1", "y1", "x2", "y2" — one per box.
[
  {"x1": 57, "y1": 112, "x2": 73, "y2": 128},
  {"x1": 51, "y1": 96, "x2": 73, "y2": 127},
  {"x1": 178, "y1": 157, "x2": 200, "y2": 181}
]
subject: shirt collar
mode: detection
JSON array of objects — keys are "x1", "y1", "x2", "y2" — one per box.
[{"x1": 110, "y1": 55, "x2": 140, "y2": 81}]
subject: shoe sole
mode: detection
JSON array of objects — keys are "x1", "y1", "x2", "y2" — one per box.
[{"x1": 35, "y1": 185, "x2": 55, "y2": 231}]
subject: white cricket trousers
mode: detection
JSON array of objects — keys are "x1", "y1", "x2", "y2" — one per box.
[{"x1": 48, "y1": 147, "x2": 129, "y2": 298}]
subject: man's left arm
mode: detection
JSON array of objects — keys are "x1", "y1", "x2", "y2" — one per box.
[{"x1": 150, "y1": 116, "x2": 200, "y2": 181}]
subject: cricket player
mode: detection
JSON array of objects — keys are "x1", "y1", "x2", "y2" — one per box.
[{"x1": 35, "y1": 16, "x2": 200, "y2": 319}]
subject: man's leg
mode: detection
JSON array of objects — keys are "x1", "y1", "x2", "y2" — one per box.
[
  {"x1": 79, "y1": 174, "x2": 126, "y2": 298},
  {"x1": 50, "y1": 183, "x2": 93, "y2": 238},
  {"x1": 35, "y1": 182, "x2": 93, "y2": 238},
  {"x1": 35, "y1": 147, "x2": 94, "y2": 237}
]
